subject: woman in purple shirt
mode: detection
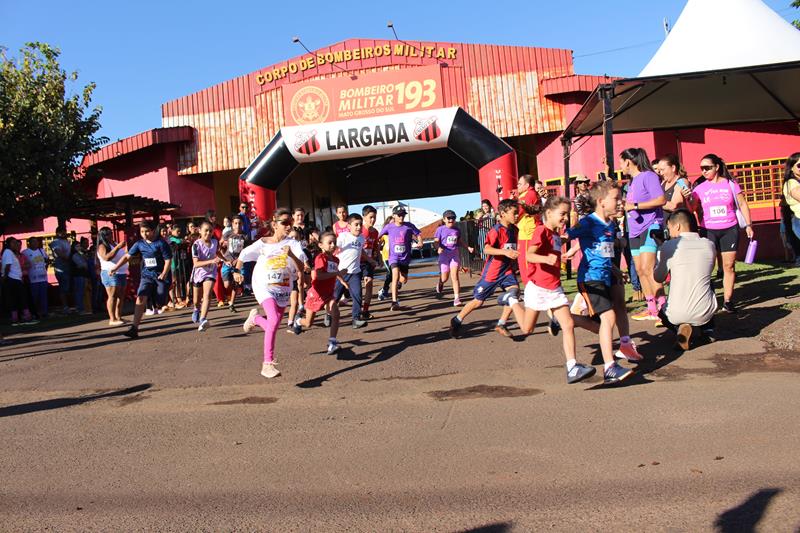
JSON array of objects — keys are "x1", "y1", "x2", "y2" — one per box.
[{"x1": 620, "y1": 148, "x2": 667, "y2": 322}]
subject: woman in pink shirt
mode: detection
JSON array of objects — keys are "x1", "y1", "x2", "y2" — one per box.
[{"x1": 689, "y1": 154, "x2": 754, "y2": 313}]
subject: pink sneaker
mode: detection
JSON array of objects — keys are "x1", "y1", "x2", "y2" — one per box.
[
  {"x1": 453, "y1": 298, "x2": 462, "y2": 307},
  {"x1": 615, "y1": 340, "x2": 643, "y2": 362}
]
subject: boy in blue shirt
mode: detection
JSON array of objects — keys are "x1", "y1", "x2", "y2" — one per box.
[
  {"x1": 111, "y1": 221, "x2": 172, "y2": 339},
  {"x1": 566, "y1": 181, "x2": 633, "y2": 384}
]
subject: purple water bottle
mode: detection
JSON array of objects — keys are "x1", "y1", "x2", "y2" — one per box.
[{"x1": 744, "y1": 239, "x2": 758, "y2": 264}]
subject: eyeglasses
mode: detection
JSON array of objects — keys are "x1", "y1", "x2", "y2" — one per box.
[
  {"x1": 277, "y1": 218, "x2": 292, "y2": 227},
  {"x1": 445, "y1": 217, "x2": 456, "y2": 221},
  {"x1": 700, "y1": 165, "x2": 715, "y2": 172}
]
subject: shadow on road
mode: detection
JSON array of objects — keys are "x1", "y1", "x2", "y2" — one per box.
[
  {"x1": 0, "y1": 383, "x2": 152, "y2": 418},
  {"x1": 714, "y1": 487, "x2": 782, "y2": 533},
  {"x1": 456, "y1": 522, "x2": 513, "y2": 533}
]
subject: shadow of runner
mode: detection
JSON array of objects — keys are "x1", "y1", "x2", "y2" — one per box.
[
  {"x1": 0, "y1": 383, "x2": 152, "y2": 418},
  {"x1": 714, "y1": 488, "x2": 782, "y2": 533},
  {"x1": 296, "y1": 329, "x2": 451, "y2": 389},
  {"x1": 456, "y1": 523, "x2": 513, "y2": 533}
]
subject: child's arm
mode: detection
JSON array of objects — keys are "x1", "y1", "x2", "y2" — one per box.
[
  {"x1": 483, "y1": 244, "x2": 518, "y2": 259},
  {"x1": 526, "y1": 243, "x2": 558, "y2": 266},
  {"x1": 109, "y1": 253, "x2": 131, "y2": 274}
]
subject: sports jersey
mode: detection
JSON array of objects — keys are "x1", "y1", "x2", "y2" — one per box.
[
  {"x1": 566, "y1": 213, "x2": 615, "y2": 287},
  {"x1": 626, "y1": 170, "x2": 665, "y2": 238},
  {"x1": 527, "y1": 224, "x2": 562, "y2": 290},
  {"x1": 128, "y1": 238, "x2": 172, "y2": 279},
  {"x1": 434, "y1": 225, "x2": 460, "y2": 250},
  {"x1": 378, "y1": 222, "x2": 421, "y2": 264},
  {"x1": 336, "y1": 232, "x2": 365, "y2": 274},
  {"x1": 361, "y1": 226, "x2": 380, "y2": 260},
  {"x1": 223, "y1": 232, "x2": 246, "y2": 261},
  {"x1": 311, "y1": 252, "x2": 340, "y2": 300},
  {"x1": 692, "y1": 178, "x2": 742, "y2": 230},
  {"x1": 480, "y1": 223, "x2": 518, "y2": 282},
  {"x1": 238, "y1": 238, "x2": 307, "y2": 307}
]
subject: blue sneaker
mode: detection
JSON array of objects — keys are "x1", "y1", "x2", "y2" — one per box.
[
  {"x1": 566, "y1": 363, "x2": 596, "y2": 384},
  {"x1": 191, "y1": 309, "x2": 200, "y2": 324},
  {"x1": 603, "y1": 363, "x2": 633, "y2": 385}
]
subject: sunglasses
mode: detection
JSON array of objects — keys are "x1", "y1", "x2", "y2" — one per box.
[
  {"x1": 277, "y1": 218, "x2": 292, "y2": 227},
  {"x1": 445, "y1": 217, "x2": 456, "y2": 221},
  {"x1": 700, "y1": 165, "x2": 715, "y2": 171}
]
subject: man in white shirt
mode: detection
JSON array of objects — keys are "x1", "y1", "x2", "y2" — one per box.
[
  {"x1": 654, "y1": 209, "x2": 718, "y2": 351},
  {"x1": 335, "y1": 213, "x2": 376, "y2": 329}
]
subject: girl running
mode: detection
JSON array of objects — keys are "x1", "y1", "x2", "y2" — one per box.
[
  {"x1": 191, "y1": 221, "x2": 225, "y2": 331},
  {"x1": 235, "y1": 209, "x2": 306, "y2": 379},
  {"x1": 434, "y1": 209, "x2": 473, "y2": 306}
]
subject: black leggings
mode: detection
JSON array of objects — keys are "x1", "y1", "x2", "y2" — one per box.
[{"x1": 3, "y1": 278, "x2": 29, "y2": 316}]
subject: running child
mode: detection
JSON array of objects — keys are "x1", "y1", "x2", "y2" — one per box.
[
  {"x1": 235, "y1": 209, "x2": 306, "y2": 379},
  {"x1": 286, "y1": 227, "x2": 307, "y2": 334},
  {"x1": 378, "y1": 205, "x2": 422, "y2": 310},
  {"x1": 191, "y1": 221, "x2": 226, "y2": 331},
  {"x1": 360, "y1": 205, "x2": 380, "y2": 320},
  {"x1": 335, "y1": 213, "x2": 377, "y2": 328},
  {"x1": 110, "y1": 221, "x2": 172, "y2": 339},
  {"x1": 299, "y1": 232, "x2": 348, "y2": 354},
  {"x1": 221, "y1": 215, "x2": 247, "y2": 313},
  {"x1": 377, "y1": 215, "x2": 393, "y2": 301},
  {"x1": 434, "y1": 209, "x2": 474, "y2": 306},
  {"x1": 333, "y1": 205, "x2": 350, "y2": 237},
  {"x1": 565, "y1": 181, "x2": 634, "y2": 384},
  {"x1": 449, "y1": 199, "x2": 526, "y2": 339}
]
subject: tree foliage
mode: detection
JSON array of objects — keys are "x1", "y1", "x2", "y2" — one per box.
[
  {"x1": 794, "y1": 0, "x2": 800, "y2": 29},
  {"x1": 0, "y1": 42, "x2": 107, "y2": 229}
]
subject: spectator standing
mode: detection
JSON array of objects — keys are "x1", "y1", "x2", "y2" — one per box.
[
  {"x1": 22, "y1": 237, "x2": 49, "y2": 319},
  {"x1": 656, "y1": 154, "x2": 690, "y2": 216},
  {"x1": 476, "y1": 199, "x2": 495, "y2": 222},
  {"x1": 3, "y1": 238, "x2": 37, "y2": 325},
  {"x1": 237, "y1": 201, "x2": 252, "y2": 236},
  {"x1": 97, "y1": 227, "x2": 128, "y2": 326},
  {"x1": 781, "y1": 152, "x2": 800, "y2": 248},
  {"x1": 515, "y1": 174, "x2": 541, "y2": 286},
  {"x1": 49, "y1": 226, "x2": 74, "y2": 313},
  {"x1": 70, "y1": 240, "x2": 91, "y2": 315},
  {"x1": 572, "y1": 176, "x2": 593, "y2": 223}
]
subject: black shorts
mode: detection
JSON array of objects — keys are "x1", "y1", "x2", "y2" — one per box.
[
  {"x1": 192, "y1": 278, "x2": 215, "y2": 288},
  {"x1": 390, "y1": 262, "x2": 410, "y2": 276},
  {"x1": 578, "y1": 281, "x2": 613, "y2": 317},
  {"x1": 700, "y1": 225, "x2": 739, "y2": 254},
  {"x1": 361, "y1": 262, "x2": 376, "y2": 279}
]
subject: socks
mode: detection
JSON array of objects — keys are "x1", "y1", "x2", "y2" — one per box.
[
  {"x1": 656, "y1": 295, "x2": 666, "y2": 311},
  {"x1": 621, "y1": 335, "x2": 631, "y2": 344},
  {"x1": 645, "y1": 296, "x2": 658, "y2": 316},
  {"x1": 328, "y1": 336, "x2": 337, "y2": 344},
  {"x1": 604, "y1": 361, "x2": 615, "y2": 371},
  {"x1": 566, "y1": 359, "x2": 577, "y2": 372},
  {"x1": 454, "y1": 316, "x2": 462, "y2": 323},
  {"x1": 497, "y1": 319, "x2": 507, "y2": 326}
]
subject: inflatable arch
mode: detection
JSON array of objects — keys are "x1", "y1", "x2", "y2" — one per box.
[{"x1": 239, "y1": 107, "x2": 518, "y2": 219}]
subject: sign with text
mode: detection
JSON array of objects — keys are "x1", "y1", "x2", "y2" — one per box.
[
  {"x1": 283, "y1": 107, "x2": 458, "y2": 163},
  {"x1": 282, "y1": 65, "x2": 443, "y2": 126}
]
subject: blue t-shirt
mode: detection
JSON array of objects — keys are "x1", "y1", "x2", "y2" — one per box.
[
  {"x1": 129, "y1": 238, "x2": 172, "y2": 278},
  {"x1": 567, "y1": 213, "x2": 616, "y2": 286}
]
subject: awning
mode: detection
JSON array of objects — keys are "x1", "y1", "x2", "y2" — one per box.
[
  {"x1": 71, "y1": 195, "x2": 180, "y2": 221},
  {"x1": 562, "y1": 60, "x2": 800, "y2": 140}
]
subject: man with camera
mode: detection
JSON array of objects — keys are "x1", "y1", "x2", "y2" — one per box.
[{"x1": 653, "y1": 209, "x2": 717, "y2": 350}]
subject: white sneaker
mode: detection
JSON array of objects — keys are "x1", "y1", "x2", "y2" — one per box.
[
  {"x1": 327, "y1": 341, "x2": 339, "y2": 355},
  {"x1": 243, "y1": 309, "x2": 258, "y2": 334},
  {"x1": 145, "y1": 309, "x2": 156, "y2": 316},
  {"x1": 261, "y1": 362, "x2": 280, "y2": 379}
]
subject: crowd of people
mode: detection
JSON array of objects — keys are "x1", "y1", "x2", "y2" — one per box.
[{"x1": 2, "y1": 149, "x2": 798, "y2": 381}]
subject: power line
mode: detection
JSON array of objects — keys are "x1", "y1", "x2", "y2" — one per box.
[{"x1": 574, "y1": 39, "x2": 663, "y2": 58}]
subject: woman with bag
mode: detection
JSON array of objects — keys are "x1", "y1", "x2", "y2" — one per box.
[{"x1": 688, "y1": 153, "x2": 754, "y2": 313}]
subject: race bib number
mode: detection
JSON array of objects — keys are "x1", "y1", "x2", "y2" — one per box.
[
  {"x1": 393, "y1": 244, "x2": 406, "y2": 254},
  {"x1": 503, "y1": 243, "x2": 517, "y2": 250},
  {"x1": 144, "y1": 257, "x2": 157, "y2": 268},
  {"x1": 597, "y1": 242, "x2": 614, "y2": 258},
  {"x1": 709, "y1": 205, "x2": 728, "y2": 218},
  {"x1": 445, "y1": 235, "x2": 458, "y2": 246},
  {"x1": 265, "y1": 270, "x2": 285, "y2": 284}
]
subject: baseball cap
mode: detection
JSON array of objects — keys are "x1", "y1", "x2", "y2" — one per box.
[
  {"x1": 392, "y1": 205, "x2": 407, "y2": 215},
  {"x1": 575, "y1": 175, "x2": 590, "y2": 183},
  {"x1": 443, "y1": 210, "x2": 456, "y2": 219}
]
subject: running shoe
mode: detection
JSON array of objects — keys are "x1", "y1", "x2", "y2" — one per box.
[
  {"x1": 191, "y1": 309, "x2": 200, "y2": 324},
  {"x1": 567, "y1": 363, "x2": 596, "y2": 384},
  {"x1": 360, "y1": 311, "x2": 374, "y2": 320},
  {"x1": 435, "y1": 280, "x2": 444, "y2": 295},
  {"x1": 323, "y1": 313, "x2": 331, "y2": 327},
  {"x1": 548, "y1": 317, "x2": 561, "y2": 337},
  {"x1": 615, "y1": 340, "x2": 643, "y2": 362},
  {"x1": 21, "y1": 319, "x2": 40, "y2": 326},
  {"x1": 494, "y1": 324, "x2": 513, "y2": 338},
  {"x1": 603, "y1": 363, "x2": 634, "y2": 384},
  {"x1": 243, "y1": 309, "x2": 258, "y2": 333},
  {"x1": 229, "y1": 304, "x2": 237, "y2": 313},
  {"x1": 145, "y1": 308, "x2": 156, "y2": 316},
  {"x1": 261, "y1": 362, "x2": 280, "y2": 379},
  {"x1": 327, "y1": 341, "x2": 340, "y2": 355},
  {"x1": 453, "y1": 298, "x2": 462, "y2": 307},
  {"x1": 675, "y1": 323, "x2": 692, "y2": 351},
  {"x1": 449, "y1": 316, "x2": 462, "y2": 338},
  {"x1": 198, "y1": 318, "x2": 209, "y2": 332},
  {"x1": 123, "y1": 326, "x2": 139, "y2": 339},
  {"x1": 630, "y1": 309, "x2": 653, "y2": 321},
  {"x1": 291, "y1": 323, "x2": 302, "y2": 335},
  {"x1": 352, "y1": 318, "x2": 367, "y2": 329},
  {"x1": 722, "y1": 301, "x2": 738, "y2": 314},
  {"x1": 377, "y1": 288, "x2": 387, "y2": 301},
  {"x1": 217, "y1": 301, "x2": 227, "y2": 308},
  {"x1": 391, "y1": 301, "x2": 401, "y2": 311}
]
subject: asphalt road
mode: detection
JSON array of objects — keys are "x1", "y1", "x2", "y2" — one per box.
[{"x1": 1, "y1": 266, "x2": 799, "y2": 531}]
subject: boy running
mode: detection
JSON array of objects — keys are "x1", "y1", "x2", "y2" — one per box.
[
  {"x1": 110, "y1": 221, "x2": 172, "y2": 339},
  {"x1": 434, "y1": 209, "x2": 473, "y2": 306},
  {"x1": 450, "y1": 199, "x2": 526, "y2": 338},
  {"x1": 300, "y1": 232, "x2": 348, "y2": 354},
  {"x1": 221, "y1": 215, "x2": 247, "y2": 313},
  {"x1": 360, "y1": 205, "x2": 380, "y2": 319},
  {"x1": 378, "y1": 205, "x2": 422, "y2": 310},
  {"x1": 565, "y1": 181, "x2": 634, "y2": 384},
  {"x1": 336, "y1": 213, "x2": 376, "y2": 328}
]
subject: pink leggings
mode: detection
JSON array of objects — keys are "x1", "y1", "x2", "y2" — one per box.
[{"x1": 255, "y1": 298, "x2": 285, "y2": 363}]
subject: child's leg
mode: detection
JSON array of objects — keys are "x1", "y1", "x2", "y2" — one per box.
[
  {"x1": 390, "y1": 266, "x2": 400, "y2": 301},
  {"x1": 200, "y1": 280, "x2": 214, "y2": 319},
  {"x1": 193, "y1": 284, "x2": 202, "y2": 310},
  {"x1": 114, "y1": 285, "x2": 125, "y2": 321},
  {"x1": 598, "y1": 308, "x2": 617, "y2": 365},
  {"x1": 329, "y1": 300, "x2": 340, "y2": 339},
  {"x1": 552, "y1": 306, "x2": 576, "y2": 361},
  {"x1": 451, "y1": 266, "x2": 461, "y2": 298},
  {"x1": 301, "y1": 308, "x2": 316, "y2": 328},
  {"x1": 611, "y1": 282, "x2": 630, "y2": 339},
  {"x1": 519, "y1": 308, "x2": 539, "y2": 335},
  {"x1": 253, "y1": 298, "x2": 284, "y2": 363},
  {"x1": 363, "y1": 275, "x2": 373, "y2": 313},
  {"x1": 132, "y1": 295, "x2": 148, "y2": 327},
  {"x1": 457, "y1": 298, "x2": 483, "y2": 322},
  {"x1": 348, "y1": 273, "x2": 363, "y2": 320},
  {"x1": 288, "y1": 288, "x2": 298, "y2": 325}
]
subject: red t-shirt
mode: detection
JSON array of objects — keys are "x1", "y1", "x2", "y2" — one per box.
[
  {"x1": 333, "y1": 221, "x2": 350, "y2": 237},
  {"x1": 527, "y1": 224, "x2": 562, "y2": 290},
  {"x1": 361, "y1": 226, "x2": 379, "y2": 259},
  {"x1": 480, "y1": 223, "x2": 518, "y2": 282},
  {"x1": 311, "y1": 253, "x2": 340, "y2": 299}
]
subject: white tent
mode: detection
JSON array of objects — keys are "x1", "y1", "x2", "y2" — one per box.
[
  {"x1": 640, "y1": 0, "x2": 800, "y2": 76},
  {"x1": 371, "y1": 201, "x2": 441, "y2": 232}
]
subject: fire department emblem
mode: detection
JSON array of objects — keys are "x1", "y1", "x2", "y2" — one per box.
[
  {"x1": 413, "y1": 116, "x2": 441, "y2": 142},
  {"x1": 290, "y1": 86, "x2": 331, "y2": 125},
  {"x1": 294, "y1": 130, "x2": 320, "y2": 156}
]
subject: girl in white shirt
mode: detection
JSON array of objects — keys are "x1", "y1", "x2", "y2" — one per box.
[
  {"x1": 2, "y1": 237, "x2": 35, "y2": 325},
  {"x1": 97, "y1": 227, "x2": 129, "y2": 326}
]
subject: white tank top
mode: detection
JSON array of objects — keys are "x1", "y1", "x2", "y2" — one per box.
[{"x1": 98, "y1": 245, "x2": 128, "y2": 274}]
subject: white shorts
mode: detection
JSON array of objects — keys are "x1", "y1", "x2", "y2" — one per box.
[{"x1": 524, "y1": 281, "x2": 569, "y2": 311}]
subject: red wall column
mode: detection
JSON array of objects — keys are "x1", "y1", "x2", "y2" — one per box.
[
  {"x1": 478, "y1": 151, "x2": 518, "y2": 206},
  {"x1": 239, "y1": 181, "x2": 276, "y2": 223}
]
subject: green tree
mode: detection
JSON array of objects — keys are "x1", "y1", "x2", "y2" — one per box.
[
  {"x1": 0, "y1": 42, "x2": 106, "y2": 230},
  {"x1": 794, "y1": 0, "x2": 800, "y2": 29}
]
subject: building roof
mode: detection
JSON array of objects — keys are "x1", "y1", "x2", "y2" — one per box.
[
  {"x1": 71, "y1": 195, "x2": 180, "y2": 221},
  {"x1": 639, "y1": 0, "x2": 800, "y2": 77},
  {"x1": 541, "y1": 75, "x2": 615, "y2": 97},
  {"x1": 82, "y1": 127, "x2": 194, "y2": 168}
]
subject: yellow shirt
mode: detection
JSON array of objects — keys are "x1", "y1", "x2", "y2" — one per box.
[
  {"x1": 784, "y1": 179, "x2": 800, "y2": 218},
  {"x1": 517, "y1": 189, "x2": 538, "y2": 240}
]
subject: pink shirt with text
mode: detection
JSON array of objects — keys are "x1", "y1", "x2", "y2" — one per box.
[{"x1": 692, "y1": 179, "x2": 742, "y2": 230}]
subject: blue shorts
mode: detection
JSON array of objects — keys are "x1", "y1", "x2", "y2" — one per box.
[
  {"x1": 137, "y1": 275, "x2": 162, "y2": 297},
  {"x1": 630, "y1": 223, "x2": 661, "y2": 256},
  {"x1": 473, "y1": 272, "x2": 518, "y2": 301},
  {"x1": 221, "y1": 264, "x2": 237, "y2": 282},
  {"x1": 101, "y1": 270, "x2": 128, "y2": 288}
]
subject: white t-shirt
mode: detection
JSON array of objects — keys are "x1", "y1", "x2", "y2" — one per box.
[
  {"x1": 238, "y1": 238, "x2": 307, "y2": 307},
  {"x1": 22, "y1": 248, "x2": 49, "y2": 283},
  {"x1": 2, "y1": 249, "x2": 22, "y2": 281},
  {"x1": 336, "y1": 232, "x2": 365, "y2": 274}
]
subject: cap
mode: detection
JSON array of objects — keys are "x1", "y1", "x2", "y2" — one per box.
[
  {"x1": 443, "y1": 210, "x2": 457, "y2": 219},
  {"x1": 575, "y1": 175, "x2": 590, "y2": 183},
  {"x1": 392, "y1": 205, "x2": 407, "y2": 215}
]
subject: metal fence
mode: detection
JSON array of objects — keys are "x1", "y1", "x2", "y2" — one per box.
[{"x1": 455, "y1": 217, "x2": 494, "y2": 276}]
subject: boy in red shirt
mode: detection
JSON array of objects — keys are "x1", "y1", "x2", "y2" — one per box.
[
  {"x1": 360, "y1": 205, "x2": 380, "y2": 320},
  {"x1": 300, "y1": 232, "x2": 347, "y2": 354}
]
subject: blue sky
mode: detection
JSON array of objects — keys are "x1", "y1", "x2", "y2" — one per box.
[{"x1": 3, "y1": 0, "x2": 797, "y2": 216}]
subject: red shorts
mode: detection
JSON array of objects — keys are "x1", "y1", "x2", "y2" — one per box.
[{"x1": 305, "y1": 287, "x2": 333, "y2": 312}]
